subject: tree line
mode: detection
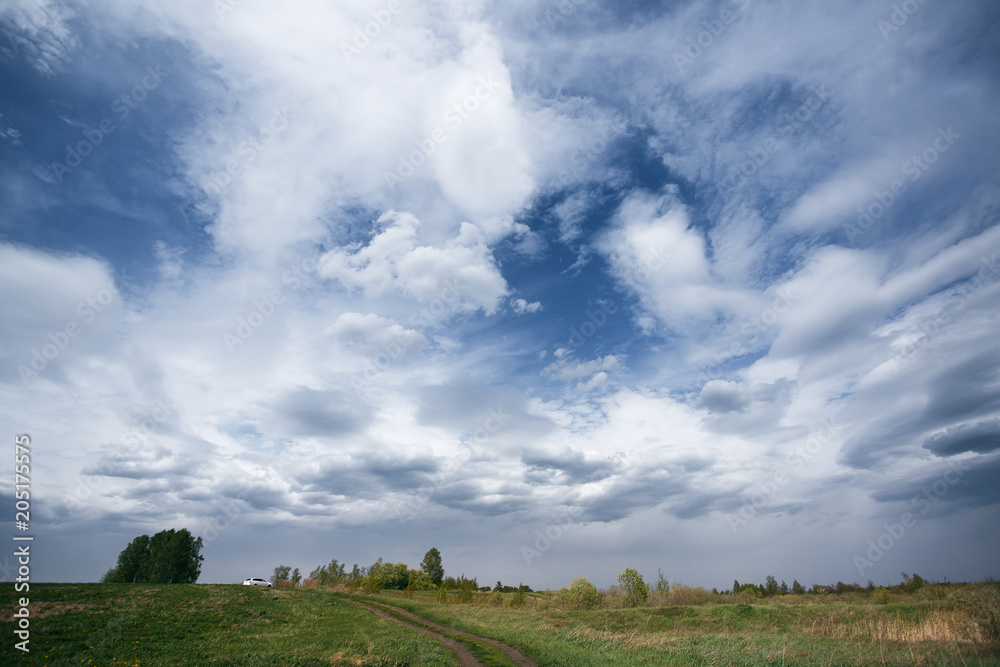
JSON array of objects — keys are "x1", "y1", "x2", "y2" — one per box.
[{"x1": 271, "y1": 547, "x2": 534, "y2": 600}]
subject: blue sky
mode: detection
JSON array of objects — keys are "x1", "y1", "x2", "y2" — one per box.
[{"x1": 1, "y1": 0, "x2": 999, "y2": 590}]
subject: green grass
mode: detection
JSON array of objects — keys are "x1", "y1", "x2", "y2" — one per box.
[
  {"x1": 363, "y1": 589, "x2": 1000, "y2": 666},
  {"x1": 3, "y1": 584, "x2": 999, "y2": 666},
  {"x1": 0, "y1": 583, "x2": 457, "y2": 666}
]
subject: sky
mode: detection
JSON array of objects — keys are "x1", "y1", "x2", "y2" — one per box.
[{"x1": 1, "y1": 0, "x2": 999, "y2": 591}]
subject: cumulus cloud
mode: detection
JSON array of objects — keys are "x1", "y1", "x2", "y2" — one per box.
[
  {"x1": 319, "y1": 211, "x2": 509, "y2": 317},
  {"x1": 512, "y1": 298, "x2": 542, "y2": 315}
]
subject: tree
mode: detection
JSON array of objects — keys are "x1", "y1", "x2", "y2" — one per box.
[
  {"x1": 291, "y1": 568, "x2": 302, "y2": 587},
  {"x1": 310, "y1": 559, "x2": 346, "y2": 586},
  {"x1": 105, "y1": 529, "x2": 203, "y2": 584},
  {"x1": 792, "y1": 579, "x2": 805, "y2": 595},
  {"x1": 764, "y1": 575, "x2": 779, "y2": 597},
  {"x1": 112, "y1": 534, "x2": 151, "y2": 583},
  {"x1": 421, "y1": 548, "x2": 444, "y2": 586},
  {"x1": 272, "y1": 565, "x2": 292, "y2": 586},
  {"x1": 618, "y1": 568, "x2": 649, "y2": 607}
]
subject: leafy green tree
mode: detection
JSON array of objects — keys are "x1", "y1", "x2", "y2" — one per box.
[
  {"x1": 309, "y1": 559, "x2": 346, "y2": 586},
  {"x1": 291, "y1": 568, "x2": 302, "y2": 587},
  {"x1": 792, "y1": 579, "x2": 805, "y2": 595},
  {"x1": 764, "y1": 575, "x2": 779, "y2": 597},
  {"x1": 382, "y1": 562, "x2": 410, "y2": 590},
  {"x1": 421, "y1": 548, "x2": 444, "y2": 586},
  {"x1": 272, "y1": 565, "x2": 292, "y2": 586},
  {"x1": 110, "y1": 534, "x2": 151, "y2": 583},
  {"x1": 618, "y1": 568, "x2": 648, "y2": 607},
  {"x1": 106, "y1": 529, "x2": 203, "y2": 584}
]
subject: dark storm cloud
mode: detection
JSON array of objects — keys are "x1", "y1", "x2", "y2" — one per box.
[
  {"x1": 521, "y1": 448, "x2": 619, "y2": 484},
  {"x1": 580, "y1": 469, "x2": 682, "y2": 523},
  {"x1": 298, "y1": 453, "x2": 441, "y2": 498},
  {"x1": 871, "y1": 456, "x2": 1000, "y2": 512},
  {"x1": 920, "y1": 350, "x2": 1000, "y2": 424},
  {"x1": 841, "y1": 346, "x2": 1000, "y2": 470},
  {"x1": 429, "y1": 480, "x2": 532, "y2": 516},
  {"x1": 923, "y1": 418, "x2": 1000, "y2": 456}
]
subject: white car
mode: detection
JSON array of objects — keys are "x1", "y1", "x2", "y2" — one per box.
[{"x1": 242, "y1": 577, "x2": 272, "y2": 587}]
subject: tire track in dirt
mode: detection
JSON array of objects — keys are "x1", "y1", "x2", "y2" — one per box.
[
  {"x1": 354, "y1": 602, "x2": 482, "y2": 667},
  {"x1": 365, "y1": 600, "x2": 538, "y2": 667}
]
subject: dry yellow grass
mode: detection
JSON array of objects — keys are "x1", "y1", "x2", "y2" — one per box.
[{"x1": 807, "y1": 609, "x2": 987, "y2": 644}]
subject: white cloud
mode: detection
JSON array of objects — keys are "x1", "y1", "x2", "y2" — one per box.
[
  {"x1": 324, "y1": 312, "x2": 428, "y2": 361},
  {"x1": 0, "y1": 0, "x2": 76, "y2": 75},
  {"x1": 319, "y1": 210, "x2": 509, "y2": 316},
  {"x1": 599, "y1": 192, "x2": 757, "y2": 333},
  {"x1": 512, "y1": 298, "x2": 542, "y2": 315},
  {"x1": 543, "y1": 354, "x2": 619, "y2": 383}
]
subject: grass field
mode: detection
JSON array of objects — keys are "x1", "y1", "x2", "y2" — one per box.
[
  {"x1": 2, "y1": 583, "x2": 999, "y2": 665},
  {"x1": 0, "y1": 584, "x2": 456, "y2": 666}
]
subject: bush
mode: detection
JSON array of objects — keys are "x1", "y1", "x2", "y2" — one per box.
[
  {"x1": 872, "y1": 587, "x2": 890, "y2": 604},
  {"x1": 553, "y1": 578, "x2": 603, "y2": 610},
  {"x1": 955, "y1": 583, "x2": 1000, "y2": 642}
]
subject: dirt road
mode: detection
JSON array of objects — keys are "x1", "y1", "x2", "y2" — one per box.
[{"x1": 354, "y1": 600, "x2": 538, "y2": 667}]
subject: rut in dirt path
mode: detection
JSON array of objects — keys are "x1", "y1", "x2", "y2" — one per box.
[
  {"x1": 365, "y1": 600, "x2": 539, "y2": 667},
  {"x1": 355, "y1": 602, "x2": 483, "y2": 667}
]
